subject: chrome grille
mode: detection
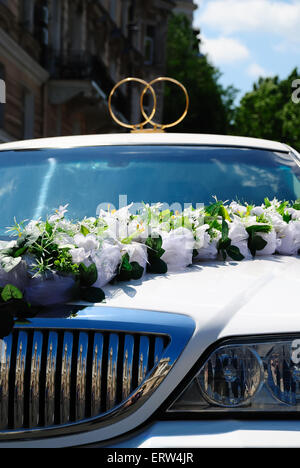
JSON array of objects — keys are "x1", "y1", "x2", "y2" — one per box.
[{"x1": 0, "y1": 327, "x2": 169, "y2": 433}]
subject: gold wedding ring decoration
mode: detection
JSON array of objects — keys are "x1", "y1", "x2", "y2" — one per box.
[{"x1": 108, "y1": 77, "x2": 189, "y2": 133}]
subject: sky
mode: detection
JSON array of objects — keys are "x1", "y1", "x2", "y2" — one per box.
[{"x1": 193, "y1": 0, "x2": 300, "y2": 100}]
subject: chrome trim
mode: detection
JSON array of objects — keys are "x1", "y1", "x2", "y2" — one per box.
[
  {"x1": 14, "y1": 332, "x2": 27, "y2": 429},
  {"x1": 45, "y1": 332, "x2": 58, "y2": 426},
  {"x1": 29, "y1": 332, "x2": 43, "y2": 428},
  {"x1": 0, "y1": 306, "x2": 195, "y2": 442},
  {"x1": 60, "y1": 332, "x2": 73, "y2": 424},
  {"x1": 91, "y1": 333, "x2": 103, "y2": 417},
  {"x1": 138, "y1": 336, "x2": 150, "y2": 386},
  {"x1": 122, "y1": 335, "x2": 134, "y2": 401},
  {"x1": 76, "y1": 332, "x2": 89, "y2": 421},
  {"x1": 0, "y1": 335, "x2": 12, "y2": 430},
  {"x1": 106, "y1": 334, "x2": 119, "y2": 411}
]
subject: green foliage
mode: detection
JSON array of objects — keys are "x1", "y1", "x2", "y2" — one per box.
[
  {"x1": 113, "y1": 253, "x2": 144, "y2": 282},
  {"x1": 246, "y1": 225, "x2": 271, "y2": 256},
  {"x1": 78, "y1": 263, "x2": 98, "y2": 287},
  {"x1": 233, "y1": 68, "x2": 300, "y2": 151},
  {"x1": 1, "y1": 284, "x2": 23, "y2": 302},
  {"x1": 0, "y1": 284, "x2": 34, "y2": 339},
  {"x1": 145, "y1": 236, "x2": 168, "y2": 274},
  {"x1": 164, "y1": 13, "x2": 237, "y2": 134},
  {"x1": 217, "y1": 219, "x2": 244, "y2": 261}
]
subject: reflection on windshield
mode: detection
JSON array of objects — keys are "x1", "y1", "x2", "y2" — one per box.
[{"x1": 0, "y1": 145, "x2": 299, "y2": 237}]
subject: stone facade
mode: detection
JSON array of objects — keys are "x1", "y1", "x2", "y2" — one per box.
[
  {"x1": 173, "y1": 0, "x2": 197, "y2": 24},
  {"x1": 0, "y1": 0, "x2": 180, "y2": 142}
]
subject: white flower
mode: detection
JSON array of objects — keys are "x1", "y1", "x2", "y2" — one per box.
[
  {"x1": 264, "y1": 209, "x2": 286, "y2": 235},
  {"x1": 92, "y1": 243, "x2": 122, "y2": 287},
  {"x1": 74, "y1": 233, "x2": 99, "y2": 252},
  {"x1": 256, "y1": 229, "x2": 281, "y2": 256},
  {"x1": 251, "y1": 206, "x2": 264, "y2": 216},
  {"x1": 161, "y1": 227, "x2": 195, "y2": 270},
  {"x1": 53, "y1": 233, "x2": 75, "y2": 248},
  {"x1": 287, "y1": 208, "x2": 300, "y2": 220},
  {"x1": 194, "y1": 224, "x2": 210, "y2": 250},
  {"x1": 48, "y1": 204, "x2": 69, "y2": 222},
  {"x1": 70, "y1": 247, "x2": 88, "y2": 265},
  {"x1": 194, "y1": 231, "x2": 220, "y2": 260},
  {"x1": 26, "y1": 220, "x2": 41, "y2": 237},
  {"x1": 123, "y1": 243, "x2": 148, "y2": 270},
  {"x1": 228, "y1": 220, "x2": 251, "y2": 259},
  {"x1": 229, "y1": 201, "x2": 247, "y2": 215},
  {"x1": 277, "y1": 221, "x2": 300, "y2": 256}
]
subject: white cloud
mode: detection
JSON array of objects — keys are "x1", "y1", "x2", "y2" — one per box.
[
  {"x1": 195, "y1": 0, "x2": 300, "y2": 43},
  {"x1": 247, "y1": 63, "x2": 270, "y2": 78},
  {"x1": 201, "y1": 35, "x2": 250, "y2": 64}
]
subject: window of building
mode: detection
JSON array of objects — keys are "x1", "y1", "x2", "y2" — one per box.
[
  {"x1": 34, "y1": 0, "x2": 49, "y2": 46},
  {"x1": 110, "y1": 0, "x2": 117, "y2": 22},
  {"x1": 144, "y1": 25, "x2": 155, "y2": 65},
  {"x1": 22, "y1": 0, "x2": 35, "y2": 32}
]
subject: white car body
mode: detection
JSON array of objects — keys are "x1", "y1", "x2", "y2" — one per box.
[{"x1": 0, "y1": 133, "x2": 300, "y2": 448}]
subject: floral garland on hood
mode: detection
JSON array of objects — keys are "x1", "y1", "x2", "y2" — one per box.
[{"x1": 1, "y1": 197, "x2": 300, "y2": 320}]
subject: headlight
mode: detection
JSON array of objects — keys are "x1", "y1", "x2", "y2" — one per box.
[{"x1": 168, "y1": 337, "x2": 300, "y2": 413}]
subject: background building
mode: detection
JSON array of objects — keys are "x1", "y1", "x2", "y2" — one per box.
[
  {"x1": 0, "y1": 0, "x2": 197, "y2": 142},
  {"x1": 173, "y1": 0, "x2": 197, "y2": 24}
]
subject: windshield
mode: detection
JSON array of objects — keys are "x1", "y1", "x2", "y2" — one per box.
[{"x1": 0, "y1": 144, "x2": 299, "y2": 238}]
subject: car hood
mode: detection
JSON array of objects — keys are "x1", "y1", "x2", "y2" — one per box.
[{"x1": 99, "y1": 255, "x2": 300, "y2": 338}]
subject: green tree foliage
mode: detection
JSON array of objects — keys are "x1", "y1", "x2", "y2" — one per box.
[
  {"x1": 164, "y1": 13, "x2": 237, "y2": 134},
  {"x1": 233, "y1": 69, "x2": 300, "y2": 151}
]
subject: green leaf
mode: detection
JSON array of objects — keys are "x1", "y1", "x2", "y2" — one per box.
[
  {"x1": 248, "y1": 234, "x2": 267, "y2": 257},
  {"x1": 79, "y1": 262, "x2": 98, "y2": 287},
  {"x1": 147, "y1": 258, "x2": 168, "y2": 274},
  {"x1": 130, "y1": 262, "x2": 144, "y2": 280},
  {"x1": 1, "y1": 284, "x2": 23, "y2": 302},
  {"x1": 246, "y1": 224, "x2": 272, "y2": 235},
  {"x1": 80, "y1": 225, "x2": 90, "y2": 236},
  {"x1": 121, "y1": 253, "x2": 132, "y2": 271},
  {"x1": 45, "y1": 220, "x2": 53, "y2": 236},
  {"x1": 218, "y1": 238, "x2": 231, "y2": 251},
  {"x1": 227, "y1": 245, "x2": 245, "y2": 261},
  {"x1": 80, "y1": 287, "x2": 105, "y2": 303},
  {"x1": 283, "y1": 212, "x2": 292, "y2": 223},
  {"x1": 13, "y1": 246, "x2": 28, "y2": 258},
  {"x1": 221, "y1": 218, "x2": 229, "y2": 241},
  {"x1": 264, "y1": 198, "x2": 271, "y2": 208},
  {"x1": 252, "y1": 235, "x2": 268, "y2": 251},
  {"x1": 219, "y1": 205, "x2": 231, "y2": 222}
]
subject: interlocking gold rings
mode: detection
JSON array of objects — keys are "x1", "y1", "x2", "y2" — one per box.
[{"x1": 108, "y1": 77, "x2": 189, "y2": 133}]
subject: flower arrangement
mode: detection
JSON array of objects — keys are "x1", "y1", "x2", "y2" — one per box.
[{"x1": 1, "y1": 197, "x2": 300, "y2": 316}]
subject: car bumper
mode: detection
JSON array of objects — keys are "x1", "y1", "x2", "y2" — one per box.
[{"x1": 105, "y1": 420, "x2": 300, "y2": 448}]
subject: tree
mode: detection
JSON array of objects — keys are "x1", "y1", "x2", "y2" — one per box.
[
  {"x1": 233, "y1": 69, "x2": 300, "y2": 151},
  {"x1": 163, "y1": 13, "x2": 237, "y2": 134}
]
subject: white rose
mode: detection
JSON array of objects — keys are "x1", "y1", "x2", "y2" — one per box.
[
  {"x1": 161, "y1": 228, "x2": 195, "y2": 270},
  {"x1": 251, "y1": 206, "x2": 264, "y2": 216},
  {"x1": 74, "y1": 233, "x2": 99, "y2": 252},
  {"x1": 256, "y1": 229, "x2": 281, "y2": 256},
  {"x1": 194, "y1": 224, "x2": 210, "y2": 250},
  {"x1": 277, "y1": 221, "x2": 300, "y2": 256},
  {"x1": 92, "y1": 243, "x2": 122, "y2": 287},
  {"x1": 123, "y1": 243, "x2": 148, "y2": 270},
  {"x1": 70, "y1": 247, "x2": 88, "y2": 265},
  {"x1": 194, "y1": 229, "x2": 220, "y2": 261},
  {"x1": 228, "y1": 221, "x2": 251, "y2": 259}
]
